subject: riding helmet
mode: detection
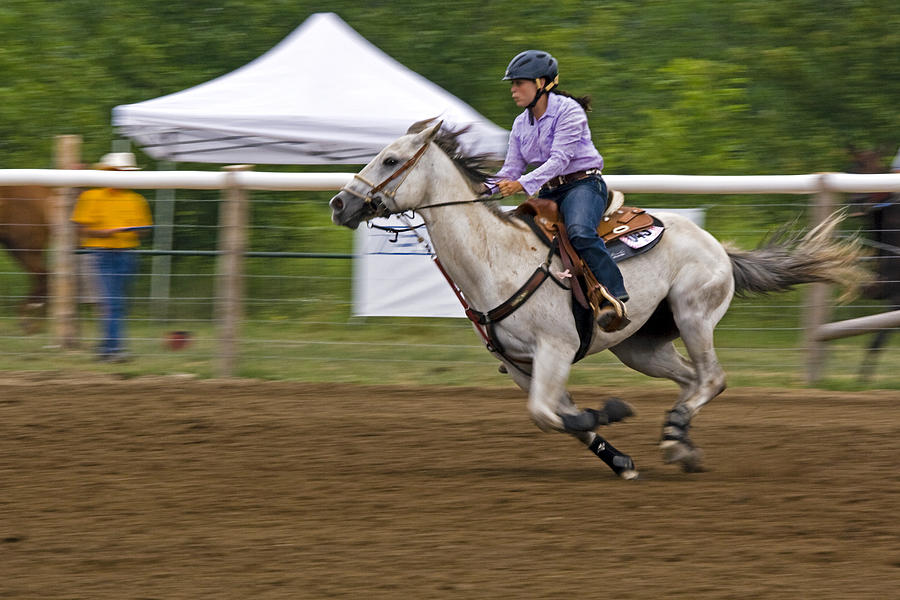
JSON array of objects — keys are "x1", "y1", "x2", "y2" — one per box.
[{"x1": 502, "y1": 50, "x2": 559, "y2": 83}]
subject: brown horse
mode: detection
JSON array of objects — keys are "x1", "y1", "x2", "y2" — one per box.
[
  {"x1": 848, "y1": 148, "x2": 900, "y2": 381},
  {"x1": 0, "y1": 186, "x2": 51, "y2": 331}
]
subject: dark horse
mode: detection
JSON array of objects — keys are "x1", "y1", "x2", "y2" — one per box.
[
  {"x1": 0, "y1": 186, "x2": 51, "y2": 331},
  {"x1": 848, "y1": 149, "x2": 900, "y2": 381}
]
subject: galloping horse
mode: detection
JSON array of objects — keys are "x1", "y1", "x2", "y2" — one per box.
[
  {"x1": 848, "y1": 148, "x2": 900, "y2": 381},
  {"x1": 0, "y1": 186, "x2": 51, "y2": 330},
  {"x1": 330, "y1": 122, "x2": 865, "y2": 479}
]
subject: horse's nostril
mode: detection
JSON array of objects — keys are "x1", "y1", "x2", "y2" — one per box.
[{"x1": 329, "y1": 196, "x2": 344, "y2": 211}]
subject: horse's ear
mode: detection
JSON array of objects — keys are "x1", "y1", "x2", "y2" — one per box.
[
  {"x1": 407, "y1": 117, "x2": 439, "y2": 134},
  {"x1": 411, "y1": 120, "x2": 443, "y2": 146}
]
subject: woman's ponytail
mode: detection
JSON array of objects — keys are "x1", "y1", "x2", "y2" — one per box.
[{"x1": 552, "y1": 89, "x2": 592, "y2": 112}]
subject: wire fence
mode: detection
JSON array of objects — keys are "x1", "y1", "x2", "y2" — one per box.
[{"x1": 0, "y1": 186, "x2": 898, "y2": 388}]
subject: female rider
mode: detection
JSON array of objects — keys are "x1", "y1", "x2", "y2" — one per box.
[{"x1": 487, "y1": 49, "x2": 629, "y2": 332}]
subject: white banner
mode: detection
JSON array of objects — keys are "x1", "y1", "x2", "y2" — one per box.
[
  {"x1": 353, "y1": 214, "x2": 465, "y2": 317},
  {"x1": 352, "y1": 208, "x2": 705, "y2": 318}
]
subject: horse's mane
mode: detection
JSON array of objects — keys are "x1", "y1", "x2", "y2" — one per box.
[
  {"x1": 407, "y1": 118, "x2": 496, "y2": 187},
  {"x1": 407, "y1": 119, "x2": 518, "y2": 224}
]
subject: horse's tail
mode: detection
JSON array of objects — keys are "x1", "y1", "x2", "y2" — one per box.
[{"x1": 724, "y1": 211, "x2": 869, "y2": 302}]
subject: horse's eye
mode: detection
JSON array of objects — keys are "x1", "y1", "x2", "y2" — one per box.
[{"x1": 383, "y1": 157, "x2": 399, "y2": 167}]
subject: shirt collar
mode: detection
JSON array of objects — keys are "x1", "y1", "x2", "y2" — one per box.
[
  {"x1": 522, "y1": 92, "x2": 561, "y2": 124},
  {"x1": 543, "y1": 92, "x2": 562, "y2": 117}
]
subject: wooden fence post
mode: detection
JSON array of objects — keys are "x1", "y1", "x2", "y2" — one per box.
[
  {"x1": 804, "y1": 185, "x2": 836, "y2": 384},
  {"x1": 216, "y1": 165, "x2": 252, "y2": 377},
  {"x1": 50, "y1": 135, "x2": 81, "y2": 349}
]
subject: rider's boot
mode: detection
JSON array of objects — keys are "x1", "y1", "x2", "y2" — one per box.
[{"x1": 595, "y1": 286, "x2": 630, "y2": 333}]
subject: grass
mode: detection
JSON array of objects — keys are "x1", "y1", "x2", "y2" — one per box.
[
  {"x1": 1, "y1": 196, "x2": 897, "y2": 390},
  {"x1": 1, "y1": 296, "x2": 897, "y2": 392}
]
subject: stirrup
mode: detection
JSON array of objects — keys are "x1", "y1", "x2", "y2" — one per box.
[
  {"x1": 597, "y1": 301, "x2": 630, "y2": 332},
  {"x1": 594, "y1": 285, "x2": 630, "y2": 333}
]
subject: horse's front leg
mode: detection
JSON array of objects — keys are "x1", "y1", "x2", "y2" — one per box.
[
  {"x1": 505, "y1": 342, "x2": 638, "y2": 480},
  {"x1": 559, "y1": 394, "x2": 639, "y2": 480},
  {"x1": 12, "y1": 249, "x2": 48, "y2": 334},
  {"x1": 523, "y1": 341, "x2": 576, "y2": 432}
]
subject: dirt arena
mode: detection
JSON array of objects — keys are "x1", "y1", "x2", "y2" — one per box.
[{"x1": 1, "y1": 372, "x2": 898, "y2": 599}]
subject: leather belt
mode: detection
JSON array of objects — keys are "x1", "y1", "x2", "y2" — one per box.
[{"x1": 541, "y1": 169, "x2": 601, "y2": 192}]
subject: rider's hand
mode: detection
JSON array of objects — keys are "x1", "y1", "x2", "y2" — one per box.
[{"x1": 498, "y1": 180, "x2": 524, "y2": 197}]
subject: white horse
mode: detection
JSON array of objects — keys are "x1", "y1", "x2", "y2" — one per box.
[{"x1": 329, "y1": 121, "x2": 864, "y2": 479}]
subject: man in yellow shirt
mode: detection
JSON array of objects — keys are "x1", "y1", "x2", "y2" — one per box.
[{"x1": 71, "y1": 152, "x2": 152, "y2": 362}]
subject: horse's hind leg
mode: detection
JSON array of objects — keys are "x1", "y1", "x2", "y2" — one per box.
[
  {"x1": 609, "y1": 332, "x2": 698, "y2": 403},
  {"x1": 859, "y1": 330, "x2": 891, "y2": 383},
  {"x1": 610, "y1": 333, "x2": 707, "y2": 471},
  {"x1": 661, "y1": 288, "x2": 731, "y2": 471}
]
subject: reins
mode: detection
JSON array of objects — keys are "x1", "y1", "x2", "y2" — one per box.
[
  {"x1": 342, "y1": 136, "x2": 564, "y2": 375},
  {"x1": 365, "y1": 194, "x2": 501, "y2": 240},
  {"x1": 415, "y1": 195, "x2": 502, "y2": 212}
]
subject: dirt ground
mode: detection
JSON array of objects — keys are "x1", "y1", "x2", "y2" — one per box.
[{"x1": 1, "y1": 372, "x2": 898, "y2": 599}]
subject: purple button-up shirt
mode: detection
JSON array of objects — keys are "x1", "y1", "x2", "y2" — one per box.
[{"x1": 490, "y1": 93, "x2": 603, "y2": 196}]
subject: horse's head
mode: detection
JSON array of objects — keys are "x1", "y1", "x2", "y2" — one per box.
[
  {"x1": 848, "y1": 146, "x2": 888, "y2": 175},
  {"x1": 846, "y1": 146, "x2": 894, "y2": 214},
  {"x1": 330, "y1": 121, "x2": 443, "y2": 229}
]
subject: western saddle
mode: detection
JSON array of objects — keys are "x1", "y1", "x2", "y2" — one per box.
[{"x1": 514, "y1": 190, "x2": 654, "y2": 331}]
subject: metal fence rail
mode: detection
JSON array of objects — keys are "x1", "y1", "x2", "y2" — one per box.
[{"x1": 2, "y1": 165, "x2": 899, "y2": 381}]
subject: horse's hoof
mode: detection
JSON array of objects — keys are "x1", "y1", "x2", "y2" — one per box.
[
  {"x1": 610, "y1": 454, "x2": 639, "y2": 479},
  {"x1": 660, "y1": 440, "x2": 704, "y2": 472},
  {"x1": 603, "y1": 398, "x2": 635, "y2": 423},
  {"x1": 618, "y1": 469, "x2": 640, "y2": 481},
  {"x1": 680, "y1": 457, "x2": 705, "y2": 473}
]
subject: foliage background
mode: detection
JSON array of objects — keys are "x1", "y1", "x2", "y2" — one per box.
[
  {"x1": 1, "y1": 0, "x2": 897, "y2": 172},
  {"x1": 0, "y1": 1, "x2": 898, "y2": 387}
]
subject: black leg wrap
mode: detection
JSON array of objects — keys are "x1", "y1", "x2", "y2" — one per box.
[
  {"x1": 561, "y1": 409, "x2": 607, "y2": 432},
  {"x1": 560, "y1": 399, "x2": 634, "y2": 433},
  {"x1": 589, "y1": 435, "x2": 635, "y2": 476},
  {"x1": 662, "y1": 405, "x2": 693, "y2": 444}
]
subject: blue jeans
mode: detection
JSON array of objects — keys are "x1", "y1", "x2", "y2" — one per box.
[
  {"x1": 539, "y1": 176, "x2": 628, "y2": 300},
  {"x1": 93, "y1": 249, "x2": 137, "y2": 355}
]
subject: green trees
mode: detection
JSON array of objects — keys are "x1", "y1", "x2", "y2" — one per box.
[{"x1": 1, "y1": 0, "x2": 896, "y2": 172}]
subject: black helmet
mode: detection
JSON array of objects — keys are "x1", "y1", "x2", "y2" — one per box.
[{"x1": 502, "y1": 50, "x2": 559, "y2": 83}]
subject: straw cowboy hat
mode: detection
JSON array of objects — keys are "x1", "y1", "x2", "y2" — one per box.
[{"x1": 94, "y1": 152, "x2": 141, "y2": 170}]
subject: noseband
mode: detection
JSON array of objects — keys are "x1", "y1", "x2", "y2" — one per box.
[{"x1": 339, "y1": 140, "x2": 431, "y2": 219}]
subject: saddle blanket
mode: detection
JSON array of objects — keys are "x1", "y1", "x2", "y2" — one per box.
[
  {"x1": 514, "y1": 196, "x2": 666, "y2": 264},
  {"x1": 607, "y1": 219, "x2": 665, "y2": 262}
]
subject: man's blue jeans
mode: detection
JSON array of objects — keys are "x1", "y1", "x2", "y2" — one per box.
[
  {"x1": 539, "y1": 176, "x2": 628, "y2": 300},
  {"x1": 93, "y1": 249, "x2": 137, "y2": 355}
]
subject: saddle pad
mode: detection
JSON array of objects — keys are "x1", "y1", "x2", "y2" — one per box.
[
  {"x1": 515, "y1": 200, "x2": 666, "y2": 263},
  {"x1": 606, "y1": 216, "x2": 665, "y2": 263}
]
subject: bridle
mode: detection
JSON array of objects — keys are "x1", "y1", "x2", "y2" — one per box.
[
  {"x1": 339, "y1": 137, "x2": 500, "y2": 221},
  {"x1": 339, "y1": 139, "x2": 432, "y2": 220}
]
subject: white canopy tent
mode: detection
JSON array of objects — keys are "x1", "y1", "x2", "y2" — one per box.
[{"x1": 112, "y1": 12, "x2": 508, "y2": 164}]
